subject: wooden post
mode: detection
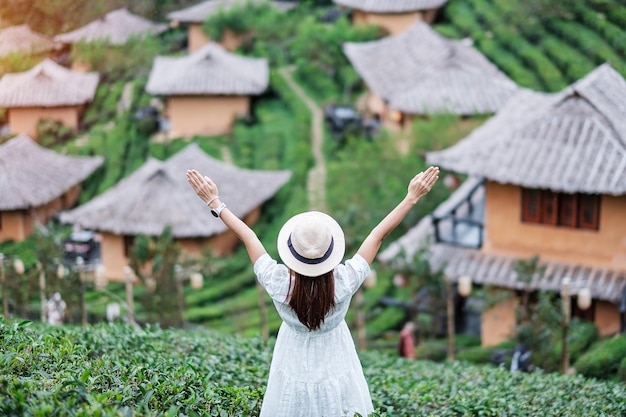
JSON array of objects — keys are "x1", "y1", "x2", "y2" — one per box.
[
  {"x1": 0, "y1": 254, "x2": 7, "y2": 318},
  {"x1": 561, "y1": 278, "x2": 571, "y2": 374},
  {"x1": 356, "y1": 287, "x2": 366, "y2": 350},
  {"x1": 76, "y1": 257, "x2": 87, "y2": 326},
  {"x1": 124, "y1": 267, "x2": 135, "y2": 325},
  {"x1": 446, "y1": 277, "x2": 455, "y2": 362},
  {"x1": 257, "y1": 281, "x2": 269, "y2": 340},
  {"x1": 37, "y1": 262, "x2": 46, "y2": 323},
  {"x1": 177, "y1": 275, "x2": 185, "y2": 329}
]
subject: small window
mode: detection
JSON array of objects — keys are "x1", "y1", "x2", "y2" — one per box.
[
  {"x1": 521, "y1": 189, "x2": 541, "y2": 222},
  {"x1": 578, "y1": 194, "x2": 601, "y2": 229},
  {"x1": 558, "y1": 194, "x2": 578, "y2": 227},
  {"x1": 123, "y1": 235, "x2": 135, "y2": 257},
  {"x1": 0, "y1": 212, "x2": 3, "y2": 231},
  {"x1": 542, "y1": 190, "x2": 558, "y2": 225},
  {"x1": 521, "y1": 188, "x2": 600, "y2": 230}
]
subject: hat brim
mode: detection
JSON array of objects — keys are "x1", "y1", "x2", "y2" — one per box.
[{"x1": 277, "y1": 211, "x2": 345, "y2": 277}]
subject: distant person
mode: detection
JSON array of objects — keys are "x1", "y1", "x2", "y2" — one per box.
[
  {"x1": 398, "y1": 321, "x2": 417, "y2": 360},
  {"x1": 46, "y1": 292, "x2": 67, "y2": 325},
  {"x1": 187, "y1": 166, "x2": 439, "y2": 417}
]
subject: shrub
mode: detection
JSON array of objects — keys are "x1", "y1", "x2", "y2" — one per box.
[
  {"x1": 416, "y1": 339, "x2": 448, "y2": 362},
  {"x1": 619, "y1": 356, "x2": 626, "y2": 383},
  {"x1": 36, "y1": 119, "x2": 74, "y2": 147},
  {"x1": 574, "y1": 334, "x2": 626, "y2": 380}
]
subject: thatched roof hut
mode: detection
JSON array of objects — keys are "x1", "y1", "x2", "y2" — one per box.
[
  {"x1": 167, "y1": 0, "x2": 295, "y2": 23},
  {"x1": 59, "y1": 143, "x2": 291, "y2": 237},
  {"x1": 0, "y1": 25, "x2": 55, "y2": 58},
  {"x1": 0, "y1": 135, "x2": 104, "y2": 210},
  {"x1": 0, "y1": 59, "x2": 99, "y2": 107},
  {"x1": 333, "y1": 0, "x2": 447, "y2": 13},
  {"x1": 379, "y1": 174, "x2": 626, "y2": 304},
  {"x1": 343, "y1": 21, "x2": 519, "y2": 115},
  {"x1": 145, "y1": 42, "x2": 268, "y2": 96},
  {"x1": 54, "y1": 8, "x2": 167, "y2": 45},
  {"x1": 427, "y1": 64, "x2": 626, "y2": 195}
]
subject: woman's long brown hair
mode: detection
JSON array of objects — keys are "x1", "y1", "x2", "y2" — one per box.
[{"x1": 287, "y1": 270, "x2": 335, "y2": 331}]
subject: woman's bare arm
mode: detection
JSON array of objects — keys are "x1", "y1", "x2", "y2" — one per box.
[
  {"x1": 357, "y1": 166, "x2": 439, "y2": 264},
  {"x1": 186, "y1": 169, "x2": 267, "y2": 264}
]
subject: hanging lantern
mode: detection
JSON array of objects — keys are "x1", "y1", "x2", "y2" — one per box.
[
  {"x1": 364, "y1": 269, "x2": 377, "y2": 289},
  {"x1": 458, "y1": 275, "x2": 472, "y2": 297},
  {"x1": 95, "y1": 264, "x2": 107, "y2": 289},
  {"x1": 13, "y1": 258, "x2": 25, "y2": 275},
  {"x1": 190, "y1": 272, "x2": 203, "y2": 290},
  {"x1": 393, "y1": 274, "x2": 407, "y2": 288},
  {"x1": 577, "y1": 287, "x2": 592, "y2": 311},
  {"x1": 145, "y1": 278, "x2": 157, "y2": 293},
  {"x1": 57, "y1": 263, "x2": 66, "y2": 279}
]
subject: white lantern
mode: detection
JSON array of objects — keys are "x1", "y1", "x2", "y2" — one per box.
[
  {"x1": 190, "y1": 272, "x2": 203, "y2": 290},
  {"x1": 95, "y1": 264, "x2": 107, "y2": 288},
  {"x1": 146, "y1": 278, "x2": 157, "y2": 293},
  {"x1": 364, "y1": 269, "x2": 377, "y2": 289},
  {"x1": 458, "y1": 275, "x2": 472, "y2": 297},
  {"x1": 13, "y1": 258, "x2": 25, "y2": 275},
  {"x1": 577, "y1": 287, "x2": 592, "y2": 311},
  {"x1": 57, "y1": 264, "x2": 66, "y2": 279},
  {"x1": 393, "y1": 274, "x2": 407, "y2": 288}
]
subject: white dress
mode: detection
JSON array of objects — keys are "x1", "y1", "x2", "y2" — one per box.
[{"x1": 254, "y1": 253, "x2": 375, "y2": 417}]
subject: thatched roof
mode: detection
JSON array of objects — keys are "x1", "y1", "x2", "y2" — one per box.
[
  {"x1": 0, "y1": 59, "x2": 99, "y2": 107},
  {"x1": 343, "y1": 21, "x2": 519, "y2": 115},
  {"x1": 146, "y1": 42, "x2": 268, "y2": 96},
  {"x1": 54, "y1": 8, "x2": 167, "y2": 45},
  {"x1": 429, "y1": 244, "x2": 626, "y2": 304},
  {"x1": 59, "y1": 143, "x2": 291, "y2": 238},
  {"x1": 0, "y1": 135, "x2": 104, "y2": 210},
  {"x1": 333, "y1": 0, "x2": 447, "y2": 13},
  {"x1": 427, "y1": 64, "x2": 626, "y2": 195},
  {"x1": 167, "y1": 0, "x2": 295, "y2": 23},
  {"x1": 0, "y1": 25, "x2": 55, "y2": 58}
]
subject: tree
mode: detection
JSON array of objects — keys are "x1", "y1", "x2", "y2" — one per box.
[
  {"x1": 128, "y1": 227, "x2": 183, "y2": 327},
  {"x1": 514, "y1": 256, "x2": 564, "y2": 371}
]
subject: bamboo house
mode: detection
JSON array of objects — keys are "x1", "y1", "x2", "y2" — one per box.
[
  {"x1": 167, "y1": 0, "x2": 295, "y2": 52},
  {"x1": 380, "y1": 64, "x2": 626, "y2": 345},
  {"x1": 0, "y1": 59, "x2": 99, "y2": 138},
  {"x1": 145, "y1": 42, "x2": 269, "y2": 138},
  {"x1": 0, "y1": 134, "x2": 104, "y2": 242},
  {"x1": 60, "y1": 143, "x2": 291, "y2": 280},
  {"x1": 344, "y1": 21, "x2": 519, "y2": 126},
  {"x1": 334, "y1": 0, "x2": 448, "y2": 35}
]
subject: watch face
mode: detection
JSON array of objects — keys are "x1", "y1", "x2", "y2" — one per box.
[{"x1": 211, "y1": 209, "x2": 219, "y2": 217}]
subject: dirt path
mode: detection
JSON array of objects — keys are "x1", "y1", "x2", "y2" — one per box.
[{"x1": 278, "y1": 67, "x2": 327, "y2": 212}]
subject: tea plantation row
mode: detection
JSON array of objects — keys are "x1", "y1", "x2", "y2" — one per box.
[{"x1": 2, "y1": 320, "x2": 625, "y2": 416}]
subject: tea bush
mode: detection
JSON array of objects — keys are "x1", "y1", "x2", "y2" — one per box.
[
  {"x1": 2, "y1": 320, "x2": 625, "y2": 417},
  {"x1": 574, "y1": 334, "x2": 626, "y2": 381}
]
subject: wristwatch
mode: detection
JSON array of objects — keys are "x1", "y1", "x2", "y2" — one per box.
[{"x1": 211, "y1": 202, "x2": 227, "y2": 218}]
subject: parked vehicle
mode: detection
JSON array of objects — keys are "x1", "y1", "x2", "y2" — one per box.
[
  {"x1": 324, "y1": 104, "x2": 363, "y2": 139},
  {"x1": 62, "y1": 230, "x2": 101, "y2": 267}
]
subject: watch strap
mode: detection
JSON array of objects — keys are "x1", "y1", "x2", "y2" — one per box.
[{"x1": 211, "y1": 202, "x2": 227, "y2": 218}]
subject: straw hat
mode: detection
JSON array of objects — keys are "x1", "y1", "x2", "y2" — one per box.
[{"x1": 277, "y1": 211, "x2": 345, "y2": 277}]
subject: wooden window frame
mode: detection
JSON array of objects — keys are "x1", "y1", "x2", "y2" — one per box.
[
  {"x1": 521, "y1": 188, "x2": 542, "y2": 223},
  {"x1": 123, "y1": 235, "x2": 135, "y2": 258},
  {"x1": 557, "y1": 193, "x2": 578, "y2": 227},
  {"x1": 521, "y1": 188, "x2": 601, "y2": 230},
  {"x1": 578, "y1": 194, "x2": 601, "y2": 230}
]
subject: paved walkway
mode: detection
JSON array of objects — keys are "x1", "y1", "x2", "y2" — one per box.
[{"x1": 278, "y1": 67, "x2": 327, "y2": 212}]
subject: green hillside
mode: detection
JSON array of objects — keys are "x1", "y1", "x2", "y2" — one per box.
[{"x1": 1, "y1": 0, "x2": 625, "y2": 345}]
